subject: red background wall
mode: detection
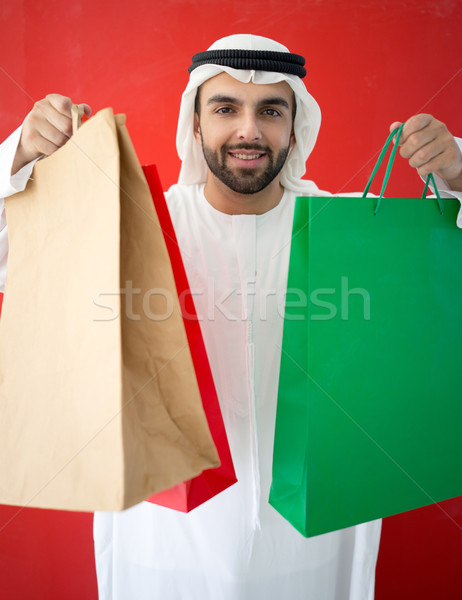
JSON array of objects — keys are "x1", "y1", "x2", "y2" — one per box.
[{"x1": 1, "y1": 0, "x2": 461, "y2": 597}]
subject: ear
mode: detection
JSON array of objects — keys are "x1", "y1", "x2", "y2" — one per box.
[
  {"x1": 194, "y1": 112, "x2": 202, "y2": 145},
  {"x1": 289, "y1": 127, "x2": 296, "y2": 152}
]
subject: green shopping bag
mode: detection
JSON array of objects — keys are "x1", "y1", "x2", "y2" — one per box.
[{"x1": 269, "y1": 125, "x2": 462, "y2": 537}]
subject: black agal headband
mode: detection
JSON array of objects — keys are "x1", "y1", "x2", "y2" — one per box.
[{"x1": 188, "y1": 49, "x2": 307, "y2": 78}]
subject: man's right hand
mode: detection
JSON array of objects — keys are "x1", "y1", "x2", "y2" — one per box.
[{"x1": 11, "y1": 94, "x2": 92, "y2": 175}]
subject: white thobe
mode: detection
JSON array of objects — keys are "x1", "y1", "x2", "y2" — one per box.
[
  {"x1": 1, "y1": 125, "x2": 462, "y2": 600},
  {"x1": 93, "y1": 183, "x2": 382, "y2": 600}
]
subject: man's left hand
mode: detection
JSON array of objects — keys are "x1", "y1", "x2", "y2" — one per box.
[{"x1": 390, "y1": 114, "x2": 462, "y2": 192}]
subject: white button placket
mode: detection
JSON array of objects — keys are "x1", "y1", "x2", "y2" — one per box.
[{"x1": 232, "y1": 214, "x2": 261, "y2": 530}]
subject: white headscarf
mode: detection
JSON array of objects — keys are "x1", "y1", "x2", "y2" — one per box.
[{"x1": 176, "y1": 34, "x2": 322, "y2": 194}]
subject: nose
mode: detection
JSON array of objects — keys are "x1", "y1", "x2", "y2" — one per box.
[{"x1": 236, "y1": 110, "x2": 262, "y2": 142}]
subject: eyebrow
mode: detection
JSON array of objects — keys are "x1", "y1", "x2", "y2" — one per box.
[{"x1": 206, "y1": 94, "x2": 290, "y2": 110}]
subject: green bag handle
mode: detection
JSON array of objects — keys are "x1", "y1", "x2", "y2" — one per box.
[{"x1": 362, "y1": 124, "x2": 444, "y2": 215}]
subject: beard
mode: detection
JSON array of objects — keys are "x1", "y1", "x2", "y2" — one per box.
[{"x1": 200, "y1": 138, "x2": 291, "y2": 195}]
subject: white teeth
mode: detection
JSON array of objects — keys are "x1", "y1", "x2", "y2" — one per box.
[{"x1": 231, "y1": 153, "x2": 262, "y2": 160}]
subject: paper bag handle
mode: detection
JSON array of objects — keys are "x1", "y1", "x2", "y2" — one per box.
[
  {"x1": 362, "y1": 125, "x2": 443, "y2": 215},
  {"x1": 71, "y1": 104, "x2": 85, "y2": 134}
]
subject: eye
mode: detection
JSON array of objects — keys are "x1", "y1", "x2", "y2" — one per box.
[
  {"x1": 216, "y1": 106, "x2": 234, "y2": 114},
  {"x1": 262, "y1": 108, "x2": 282, "y2": 117}
]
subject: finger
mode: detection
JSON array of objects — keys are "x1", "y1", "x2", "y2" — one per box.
[
  {"x1": 46, "y1": 95, "x2": 92, "y2": 119},
  {"x1": 406, "y1": 139, "x2": 445, "y2": 172},
  {"x1": 80, "y1": 103, "x2": 92, "y2": 118},
  {"x1": 415, "y1": 142, "x2": 462, "y2": 181},
  {"x1": 400, "y1": 121, "x2": 452, "y2": 164},
  {"x1": 389, "y1": 121, "x2": 402, "y2": 134},
  {"x1": 45, "y1": 93, "x2": 74, "y2": 118},
  {"x1": 399, "y1": 127, "x2": 438, "y2": 160},
  {"x1": 29, "y1": 98, "x2": 74, "y2": 140},
  {"x1": 35, "y1": 117, "x2": 71, "y2": 149},
  {"x1": 22, "y1": 106, "x2": 73, "y2": 158},
  {"x1": 18, "y1": 126, "x2": 64, "y2": 161},
  {"x1": 415, "y1": 150, "x2": 450, "y2": 179},
  {"x1": 29, "y1": 131, "x2": 64, "y2": 158},
  {"x1": 400, "y1": 113, "x2": 433, "y2": 145},
  {"x1": 42, "y1": 94, "x2": 88, "y2": 136}
]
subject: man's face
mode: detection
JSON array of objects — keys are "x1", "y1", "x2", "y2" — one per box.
[{"x1": 194, "y1": 72, "x2": 296, "y2": 195}]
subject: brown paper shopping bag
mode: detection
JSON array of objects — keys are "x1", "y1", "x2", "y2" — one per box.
[{"x1": 0, "y1": 107, "x2": 219, "y2": 512}]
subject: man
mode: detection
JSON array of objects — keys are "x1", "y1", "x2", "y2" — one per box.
[{"x1": 1, "y1": 34, "x2": 461, "y2": 599}]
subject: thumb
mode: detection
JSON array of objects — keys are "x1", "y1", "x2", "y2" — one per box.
[{"x1": 80, "y1": 103, "x2": 92, "y2": 118}]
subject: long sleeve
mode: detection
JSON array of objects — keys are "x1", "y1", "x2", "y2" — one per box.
[
  {"x1": 427, "y1": 137, "x2": 462, "y2": 227},
  {"x1": 0, "y1": 125, "x2": 38, "y2": 293}
]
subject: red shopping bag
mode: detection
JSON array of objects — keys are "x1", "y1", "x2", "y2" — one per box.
[{"x1": 142, "y1": 165, "x2": 237, "y2": 512}]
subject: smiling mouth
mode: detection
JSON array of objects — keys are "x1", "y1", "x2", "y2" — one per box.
[{"x1": 228, "y1": 152, "x2": 266, "y2": 160}]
